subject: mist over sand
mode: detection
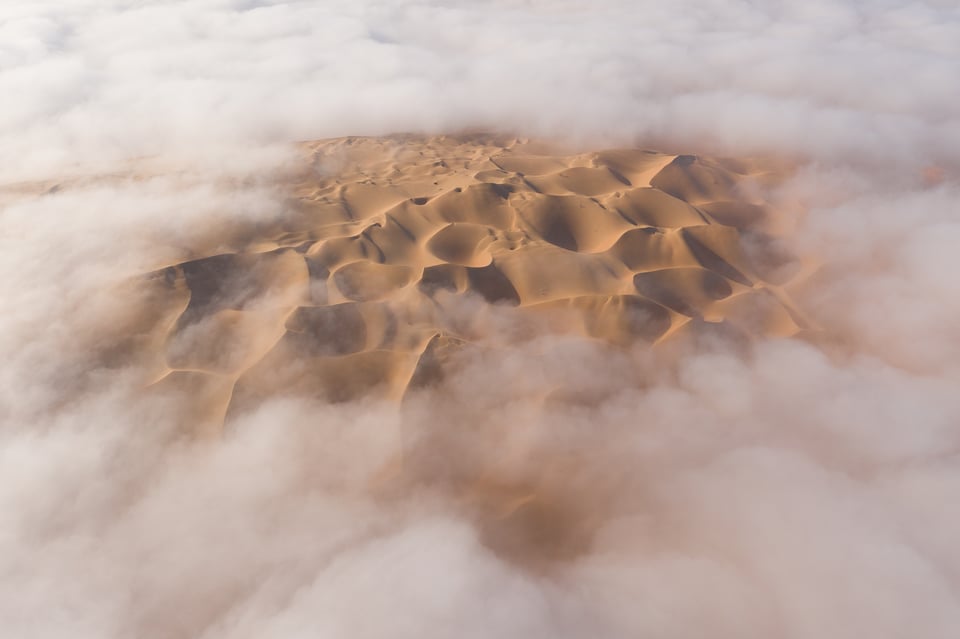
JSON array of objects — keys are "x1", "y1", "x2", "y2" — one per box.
[{"x1": 2, "y1": 2, "x2": 960, "y2": 638}]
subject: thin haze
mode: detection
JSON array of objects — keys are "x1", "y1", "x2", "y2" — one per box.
[{"x1": 2, "y1": 1, "x2": 960, "y2": 638}]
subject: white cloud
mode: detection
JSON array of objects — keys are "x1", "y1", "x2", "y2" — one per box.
[
  {"x1": 2, "y1": 0, "x2": 959, "y2": 178},
  {"x1": 1, "y1": 1, "x2": 960, "y2": 637}
]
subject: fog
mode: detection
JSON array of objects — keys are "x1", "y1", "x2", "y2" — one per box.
[
  {"x1": 2, "y1": 1, "x2": 959, "y2": 638},
  {"x1": 4, "y1": 0, "x2": 959, "y2": 179}
]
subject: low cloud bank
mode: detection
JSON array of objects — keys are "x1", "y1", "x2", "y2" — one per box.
[
  {"x1": 2, "y1": 1, "x2": 959, "y2": 638},
  {"x1": 2, "y1": 0, "x2": 959, "y2": 177}
]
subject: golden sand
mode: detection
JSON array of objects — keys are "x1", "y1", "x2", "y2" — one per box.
[{"x1": 117, "y1": 135, "x2": 809, "y2": 439}]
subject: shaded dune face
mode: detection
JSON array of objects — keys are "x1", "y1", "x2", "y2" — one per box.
[{"x1": 133, "y1": 135, "x2": 806, "y2": 562}]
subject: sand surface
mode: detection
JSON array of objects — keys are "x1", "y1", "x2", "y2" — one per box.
[
  {"x1": 63, "y1": 134, "x2": 814, "y2": 566},
  {"x1": 119, "y1": 135, "x2": 808, "y2": 432}
]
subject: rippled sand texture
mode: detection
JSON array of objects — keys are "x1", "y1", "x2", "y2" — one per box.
[{"x1": 141, "y1": 135, "x2": 806, "y2": 432}]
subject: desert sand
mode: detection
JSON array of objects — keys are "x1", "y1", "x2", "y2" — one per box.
[
  {"x1": 69, "y1": 134, "x2": 811, "y2": 566},
  {"x1": 128, "y1": 135, "x2": 808, "y2": 438}
]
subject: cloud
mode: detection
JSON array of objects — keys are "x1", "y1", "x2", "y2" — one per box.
[
  {"x1": 1, "y1": 1, "x2": 959, "y2": 638},
  {"x1": 2, "y1": 0, "x2": 959, "y2": 178}
]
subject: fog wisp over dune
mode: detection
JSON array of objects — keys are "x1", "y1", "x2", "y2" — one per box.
[{"x1": 2, "y1": 1, "x2": 960, "y2": 638}]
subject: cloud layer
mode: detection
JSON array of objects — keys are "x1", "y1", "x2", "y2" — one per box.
[
  {"x1": 3, "y1": 0, "x2": 959, "y2": 178},
  {"x1": 2, "y1": 1, "x2": 959, "y2": 638}
]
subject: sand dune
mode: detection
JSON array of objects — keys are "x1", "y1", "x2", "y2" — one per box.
[{"x1": 123, "y1": 135, "x2": 808, "y2": 432}]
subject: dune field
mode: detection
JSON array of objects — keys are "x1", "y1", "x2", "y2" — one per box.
[
  {"x1": 71, "y1": 134, "x2": 812, "y2": 569},
  {"x1": 136, "y1": 135, "x2": 806, "y2": 426}
]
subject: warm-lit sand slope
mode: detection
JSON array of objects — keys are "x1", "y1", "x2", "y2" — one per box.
[{"x1": 130, "y1": 135, "x2": 807, "y2": 436}]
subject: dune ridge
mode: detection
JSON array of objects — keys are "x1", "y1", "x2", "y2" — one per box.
[{"x1": 122, "y1": 134, "x2": 809, "y2": 431}]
